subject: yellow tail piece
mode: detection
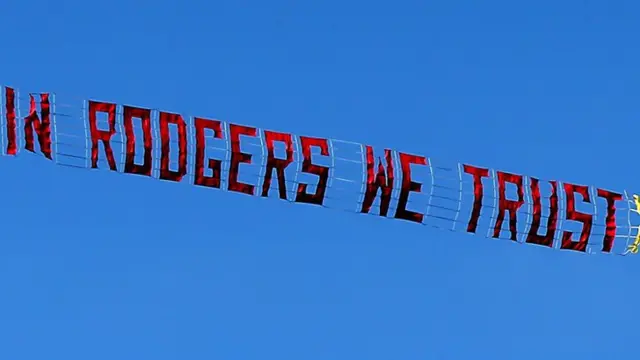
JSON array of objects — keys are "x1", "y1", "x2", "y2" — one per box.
[
  {"x1": 626, "y1": 195, "x2": 640, "y2": 254},
  {"x1": 628, "y1": 236, "x2": 640, "y2": 254}
]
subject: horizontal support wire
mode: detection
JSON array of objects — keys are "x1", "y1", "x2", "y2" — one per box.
[
  {"x1": 51, "y1": 148, "x2": 639, "y2": 218},
  {"x1": 51, "y1": 151, "x2": 636, "y2": 236}
]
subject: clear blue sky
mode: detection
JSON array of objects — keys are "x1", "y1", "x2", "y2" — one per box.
[{"x1": 1, "y1": 1, "x2": 639, "y2": 359}]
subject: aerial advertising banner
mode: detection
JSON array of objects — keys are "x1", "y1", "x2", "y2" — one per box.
[{"x1": 1, "y1": 84, "x2": 639, "y2": 256}]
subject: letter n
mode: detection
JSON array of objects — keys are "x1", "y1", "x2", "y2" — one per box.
[{"x1": 23, "y1": 93, "x2": 53, "y2": 159}]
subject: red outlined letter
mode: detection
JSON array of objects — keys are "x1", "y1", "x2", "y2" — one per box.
[
  {"x1": 525, "y1": 179, "x2": 558, "y2": 248},
  {"x1": 394, "y1": 152, "x2": 427, "y2": 223},
  {"x1": 5, "y1": 87, "x2": 17, "y2": 155},
  {"x1": 360, "y1": 146, "x2": 394, "y2": 217},
  {"x1": 193, "y1": 117, "x2": 223, "y2": 188},
  {"x1": 261, "y1": 130, "x2": 294, "y2": 199},
  {"x1": 88, "y1": 100, "x2": 118, "y2": 171},
  {"x1": 561, "y1": 183, "x2": 593, "y2": 252},
  {"x1": 23, "y1": 93, "x2": 52, "y2": 159},
  {"x1": 123, "y1": 105, "x2": 153, "y2": 176},
  {"x1": 597, "y1": 188, "x2": 623, "y2": 253},
  {"x1": 463, "y1": 164, "x2": 490, "y2": 233},
  {"x1": 493, "y1": 171, "x2": 524, "y2": 240},
  {"x1": 159, "y1": 111, "x2": 188, "y2": 182},
  {"x1": 228, "y1": 123, "x2": 257, "y2": 195},
  {"x1": 295, "y1": 136, "x2": 330, "y2": 206}
]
